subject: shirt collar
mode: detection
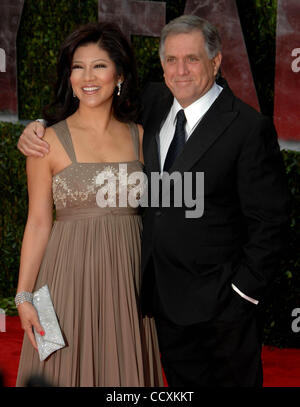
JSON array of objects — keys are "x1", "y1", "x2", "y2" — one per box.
[{"x1": 171, "y1": 82, "x2": 223, "y2": 131}]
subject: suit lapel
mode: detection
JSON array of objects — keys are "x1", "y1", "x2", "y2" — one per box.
[{"x1": 144, "y1": 88, "x2": 173, "y2": 175}]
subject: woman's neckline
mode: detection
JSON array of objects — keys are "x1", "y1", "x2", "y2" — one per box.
[
  {"x1": 52, "y1": 160, "x2": 142, "y2": 178},
  {"x1": 64, "y1": 118, "x2": 139, "y2": 165}
]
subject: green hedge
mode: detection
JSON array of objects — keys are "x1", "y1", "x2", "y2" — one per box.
[
  {"x1": 236, "y1": 0, "x2": 277, "y2": 116},
  {"x1": 263, "y1": 150, "x2": 300, "y2": 347},
  {"x1": 0, "y1": 122, "x2": 27, "y2": 301},
  {"x1": 0, "y1": 121, "x2": 299, "y2": 346},
  {"x1": 17, "y1": 0, "x2": 98, "y2": 119}
]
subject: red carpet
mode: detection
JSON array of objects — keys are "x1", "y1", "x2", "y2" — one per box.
[
  {"x1": 1, "y1": 316, "x2": 300, "y2": 387},
  {"x1": 0, "y1": 316, "x2": 24, "y2": 387}
]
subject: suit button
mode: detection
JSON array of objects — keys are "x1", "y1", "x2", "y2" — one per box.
[{"x1": 155, "y1": 210, "x2": 162, "y2": 217}]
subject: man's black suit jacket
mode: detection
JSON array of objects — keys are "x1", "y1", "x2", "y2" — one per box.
[{"x1": 139, "y1": 78, "x2": 289, "y2": 326}]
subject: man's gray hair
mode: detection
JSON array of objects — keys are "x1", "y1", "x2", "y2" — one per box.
[{"x1": 159, "y1": 15, "x2": 222, "y2": 60}]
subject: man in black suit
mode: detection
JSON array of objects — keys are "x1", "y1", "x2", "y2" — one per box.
[
  {"x1": 138, "y1": 15, "x2": 289, "y2": 387},
  {"x1": 18, "y1": 15, "x2": 289, "y2": 387}
]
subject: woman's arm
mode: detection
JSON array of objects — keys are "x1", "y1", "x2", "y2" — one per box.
[{"x1": 16, "y1": 129, "x2": 54, "y2": 349}]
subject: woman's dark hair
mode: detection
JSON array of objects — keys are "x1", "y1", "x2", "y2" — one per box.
[{"x1": 43, "y1": 22, "x2": 139, "y2": 125}]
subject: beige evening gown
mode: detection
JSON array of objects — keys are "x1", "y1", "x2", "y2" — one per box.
[{"x1": 16, "y1": 120, "x2": 163, "y2": 387}]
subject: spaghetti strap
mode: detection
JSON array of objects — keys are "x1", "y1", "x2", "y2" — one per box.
[
  {"x1": 51, "y1": 120, "x2": 77, "y2": 163},
  {"x1": 128, "y1": 122, "x2": 140, "y2": 161}
]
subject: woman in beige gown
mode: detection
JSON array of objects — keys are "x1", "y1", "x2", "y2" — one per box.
[{"x1": 15, "y1": 22, "x2": 163, "y2": 387}]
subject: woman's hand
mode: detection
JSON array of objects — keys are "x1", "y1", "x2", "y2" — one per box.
[{"x1": 17, "y1": 302, "x2": 45, "y2": 350}]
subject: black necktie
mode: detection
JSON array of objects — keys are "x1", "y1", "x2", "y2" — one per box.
[{"x1": 163, "y1": 109, "x2": 187, "y2": 172}]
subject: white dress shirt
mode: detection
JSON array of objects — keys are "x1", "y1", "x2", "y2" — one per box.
[
  {"x1": 158, "y1": 82, "x2": 258, "y2": 305},
  {"x1": 159, "y1": 82, "x2": 223, "y2": 172}
]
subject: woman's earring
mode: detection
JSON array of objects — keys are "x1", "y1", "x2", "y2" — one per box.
[
  {"x1": 117, "y1": 82, "x2": 122, "y2": 96},
  {"x1": 73, "y1": 90, "x2": 77, "y2": 98}
]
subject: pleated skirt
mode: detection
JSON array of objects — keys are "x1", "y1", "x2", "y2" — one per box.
[{"x1": 16, "y1": 213, "x2": 163, "y2": 387}]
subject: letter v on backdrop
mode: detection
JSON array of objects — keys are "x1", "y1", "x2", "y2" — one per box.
[
  {"x1": 0, "y1": 0, "x2": 24, "y2": 120},
  {"x1": 274, "y1": 0, "x2": 300, "y2": 141}
]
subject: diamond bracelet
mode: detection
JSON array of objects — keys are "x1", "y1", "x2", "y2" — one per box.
[{"x1": 15, "y1": 291, "x2": 33, "y2": 307}]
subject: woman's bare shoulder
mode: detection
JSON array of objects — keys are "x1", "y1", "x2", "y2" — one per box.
[
  {"x1": 43, "y1": 125, "x2": 69, "y2": 168},
  {"x1": 44, "y1": 126, "x2": 58, "y2": 145},
  {"x1": 44, "y1": 124, "x2": 67, "y2": 154}
]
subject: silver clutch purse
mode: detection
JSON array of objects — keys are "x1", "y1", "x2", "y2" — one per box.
[{"x1": 33, "y1": 284, "x2": 66, "y2": 361}]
